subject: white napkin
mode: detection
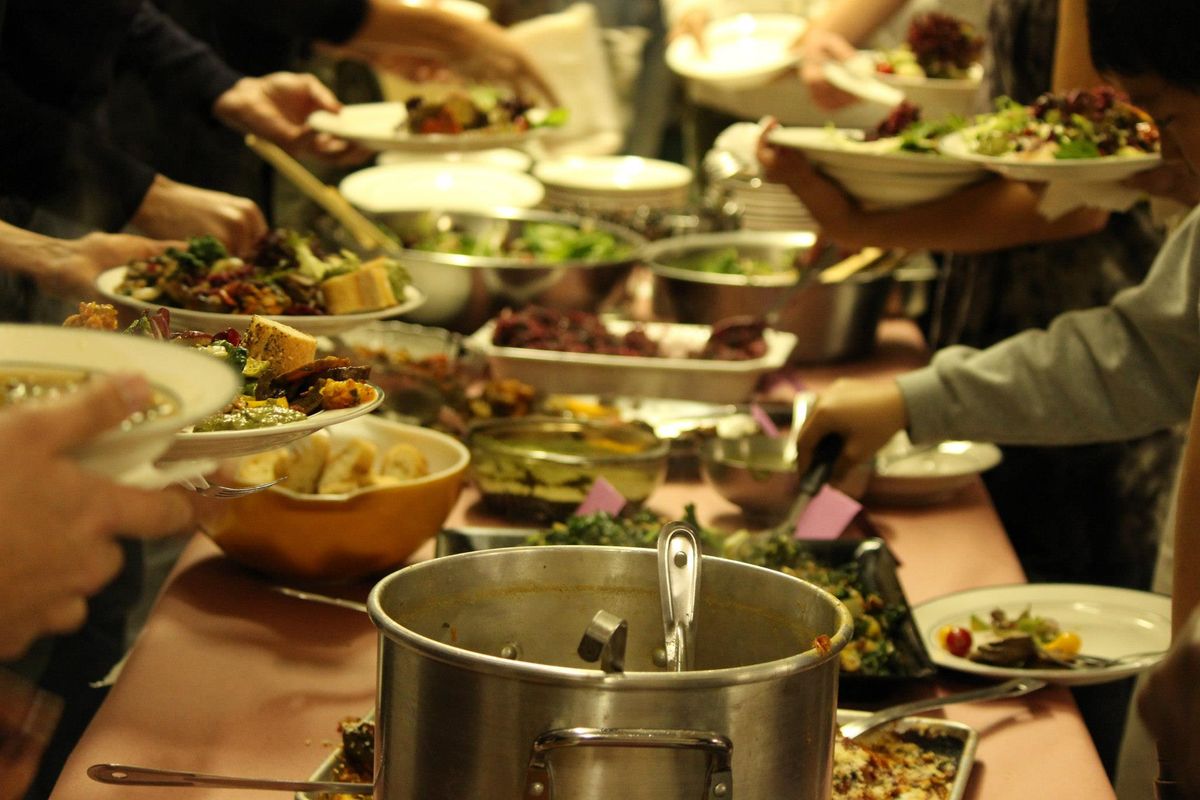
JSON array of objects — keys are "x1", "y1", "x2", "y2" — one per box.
[
  {"x1": 1036, "y1": 180, "x2": 1145, "y2": 220},
  {"x1": 508, "y1": 3, "x2": 623, "y2": 156}
]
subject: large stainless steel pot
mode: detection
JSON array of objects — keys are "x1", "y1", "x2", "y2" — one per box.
[
  {"x1": 642, "y1": 231, "x2": 896, "y2": 363},
  {"x1": 368, "y1": 545, "x2": 854, "y2": 800},
  {"x1": 365, "y1": 208, "x2": 645, "y2": 333}
]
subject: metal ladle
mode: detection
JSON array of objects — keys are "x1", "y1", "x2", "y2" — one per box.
[{"x1": 658, "y1": 522, "x2": 701, "y2": 672}]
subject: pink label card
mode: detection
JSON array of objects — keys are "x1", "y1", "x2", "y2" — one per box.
[{"x1": 793, "y1": 485, "x2": 863, "y2": 540}]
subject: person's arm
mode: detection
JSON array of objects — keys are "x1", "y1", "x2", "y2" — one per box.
[
  {"x1": 1053, "y1": 0, "x2": 1103, "y2": 92},
  {"x1": 757, "y1": 129, "x2": 1109, "y2": 253},
  {"x1": 897, "y1": 208, "x2": 1200, "y2": 446},
  {"x1": 0, "y1": 221, "x2": 180, "y2": 297},
  {"x1": 792, "y1": 207, "x2": 1200, "y2": 478},
  {"x1": 0, "y1": 72, "x2": 157, "y2": 231},
  {"x1": 803, "y1": 0, "x2": 909, "y2": 46}
]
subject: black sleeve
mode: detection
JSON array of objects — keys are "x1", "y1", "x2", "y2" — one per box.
[
  {"x1": 119, "y1": 2, "x2": 242, "y2": 113},
  {"x1": 0, "y1": 72, "x2": 156, "y2": 231},
  {"x1": 208, "y1": 0, "x2": 369, "y2": 45}
]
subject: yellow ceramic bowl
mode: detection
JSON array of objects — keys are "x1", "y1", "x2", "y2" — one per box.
[{"x1": 206, "y1": 415, "x2": 469, "y2": 581}]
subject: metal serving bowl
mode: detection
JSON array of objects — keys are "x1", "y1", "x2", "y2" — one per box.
[
  {"x1": 642, "y1": 231, "x2": 897, "y2": 363},
  {"x1": 700, "y1": 434, "x2": 801, "y2": 526},
  {"x1": 365, "y1": 208, "x2": 646, "y2": 332}
]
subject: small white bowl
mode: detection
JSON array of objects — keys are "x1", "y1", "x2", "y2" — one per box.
[
  {"x1": 339, "y1": 162, "x2": 545, "y2": 213},
  {"x1": 666, "y1": 13, "x2": 807, "y2": 91},
  {"x1": 0, "y1": 324, "x2": 239, "y2": 485}
]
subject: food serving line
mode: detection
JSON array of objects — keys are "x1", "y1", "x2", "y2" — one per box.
[{"x1": 48, "y1": 319, "x2": 1115, "y2": 800}]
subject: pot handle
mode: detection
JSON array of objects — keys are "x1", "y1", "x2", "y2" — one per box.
[{"x1": 523, "y1": 727, "x2": 732, "y2": 800}]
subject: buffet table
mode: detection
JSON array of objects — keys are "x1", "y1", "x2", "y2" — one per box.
[{"x1": 48, "y1": 321, "x2": 1117, "y2": 800}]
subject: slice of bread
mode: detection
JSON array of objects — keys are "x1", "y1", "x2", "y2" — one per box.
[
  {"x1": 279, "y1": 431, "x2": 331, "y2": 494},
  {"x1": 318, "y1": 439, "x2": 378, "y2": 494},
  {"x1": 321, "y1": 264, "x2": 399, "y2": 315},
  {"x1": 244, "y1": 316, "x2": 317, "y2": 376},
  {"x1": 378, "y1": 441, "x2": 429, "y2": 482}
]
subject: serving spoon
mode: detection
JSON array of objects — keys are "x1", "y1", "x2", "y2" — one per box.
[
  {"x1": 88, "y1": 763, "x2": 372, "y2": 794},
  {"x1": 839, "y1": 676, "x2": 1047, "y2": 740}
]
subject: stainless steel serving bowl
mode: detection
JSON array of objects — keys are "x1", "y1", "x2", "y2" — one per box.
[
  {"x1": 366, "y1": 208, "x2": 646, "y2": 332},
  {"x1": 642, "y1": 231, "x2": 897, "y2": 363},
  {"x1": 700, "y1": 434, "x2": 802, "y2": 526}
]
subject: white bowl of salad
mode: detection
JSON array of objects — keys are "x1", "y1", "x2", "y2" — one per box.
[{"x1": 871, "y1": 12, "x2": 986, "y2": 118}]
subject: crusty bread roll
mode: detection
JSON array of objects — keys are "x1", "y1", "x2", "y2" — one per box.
[
  {"x1": 279, "y1": 432, "x2": 331, "y2": 494},
  {"x1": 236, "y1": 449, "x2": 287, "y2": 486},
  {"x1": 378, "y1": 442, "x2": 429, "y2": 482},
  {"x1": 321, "y1": 264, "x2": 398, "y2": 315},
  {"x1": 318, "y1": 439, "x2": 378, "y2": 494},
  {"x1": 244, "y1": 316, "x2": 317, "y2": 375}
]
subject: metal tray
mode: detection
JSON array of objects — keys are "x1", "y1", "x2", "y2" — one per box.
[
  {"x1": 435, "y1": 529, "x2": 938, "y2": 692},
  {"x1": 464, "y1": 319, "x2": 799, "y2": 404},
  {"x1": 299, "y1": 711, "x2": 976, "y2": 800}
]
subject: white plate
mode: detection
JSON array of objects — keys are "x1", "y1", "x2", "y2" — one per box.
[
  {"x1": 822, "y1": 56, "x2": 905, "y2": 107},
  {"x1": 162, "y1": 385, "x2": 385, "y2": 462},
  {"x1": 308, "y1": 101, "x2": 550, "y2": 153},
  {"x1": 666, "y1": 13, "x2": 806, "y2": 91},
  {"x1": 0, "y1": 325, "x2": 238, "y2": 484},
  {"x1": 467, "y1": 319, "x2": 797, "y2": 404},
  {"x1": 938, "y1": 130, "x2": 1162, "y2": 183},
  {"x1": 768, "y1": 127, "x2": 986, "y2": 174},
  {"x1": 96, "y1": 268, "x2": 424, "y2": 337},
  {"x1": 340, "y1": 162, "x2": 544, "y2": 214},
  {"x1": 534, "y1": 156, "x2": 693, "y2": 193},
  {"x1": 377, "y1": 147, "x2": 532, "y2": 172},
  {"x1": 398, "y1": 0, "x2": 489, "y2": 21},
  {"x1": 913, "y1": 583, "x2": 1171, "y2": 686},
  {"x1": 867, "y1": 437, "x2": 1001, "y2": 505}
]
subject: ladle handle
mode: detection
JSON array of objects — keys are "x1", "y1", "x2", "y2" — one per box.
[
  {"x1": 658, "y1": 522, "x2": 701, "y2": 672},
  {"x1": 838, "y1": 677, "x2": 1047, "y2": 740},
  {"x1": 87, "y1": 763, "x2": 373, "y2": 794}
]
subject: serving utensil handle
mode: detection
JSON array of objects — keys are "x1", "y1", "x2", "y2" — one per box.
[
  {"x1": 839, "y1": 676, "x2": 1047, "y2": 740},
  {"x1": 658, "y1": 522, "x2": 701, "y2": 672},
  {"x1": 87, "y1": 763, "x2": 373, "y2": 794}
]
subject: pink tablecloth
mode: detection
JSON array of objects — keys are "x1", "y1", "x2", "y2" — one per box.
[{"x1": 48, "y1": 321, "x2": 1115, "y2": 800}]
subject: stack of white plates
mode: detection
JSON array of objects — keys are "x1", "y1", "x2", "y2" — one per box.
[
  {"x1": 533, "y1": 156, "x2": 693, "y2": 214},
  {"x1": 703, "y1": 149, "x2": 815, "y2": 232},
  {"x1": 339, "y1": 162, "x2": 545, "y2": 214}
]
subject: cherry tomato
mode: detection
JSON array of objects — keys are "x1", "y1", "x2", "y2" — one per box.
[{"x1": 937, "y1": 625, "x2": 973, "y2": 657}]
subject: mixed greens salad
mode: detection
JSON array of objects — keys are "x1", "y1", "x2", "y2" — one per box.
[
  {"x1": 115, "y1": 231, "x2": 409, "y2": 316},
  {"x1": 409, "y1": 221, "x2": 632, "y2": 264},
  {"x1": 964, "y1": 88, "x2": 1160, "y2": 161},
  {"x1": 863, "y1": 101, "x2": 967, "y2": 154},
  {"x1": 876, "y1": 12, "x2": 984, "y2": 80},
  {"x1": 669, "y1": 246, "x2": 800, "y2": 278},
  {"x1": 529, "y1": 507, "x2": 912, "y2": 677},
  {"x1": 402, "y1": 86, "x2": 568, "y2": 136}
]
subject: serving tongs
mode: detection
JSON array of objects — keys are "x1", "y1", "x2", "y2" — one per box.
[
  {"x1": 244, "y1": 133, "x2": 396, "y2": 254},
  {"x1": 658, "y1": 521, "x2": 701, "y2": 672}
]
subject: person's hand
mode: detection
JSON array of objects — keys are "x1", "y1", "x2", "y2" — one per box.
[
  {"x1": 668, "y1": 8, "x2": 711, "y2": 57},
  {"x1": 340, "y1": 10, "x2": 559, "y2": 105},
  {"x1": 0, "y1": 374, "x2": 195, "y2": 660},
  {"x1": 1138, "y1": 604, "x2": 1200, "y2": 796},
  {"x1": 757, "y1": 119, "x2": 864, "y2": 248},
  {"x1": 34, "y1": 233, "x2": 181, "y2": 297},
  {"x1": 129, "y1": 174, "x2": 267, "y2": 257},
  {"x1": 797, "y1": 28, "x2": 862, "y2": 110},
  {"x1": 792, "y1": 378, "x2": 909, "y2": 482},
  {"x1": 213, "y1": 72, "x2": 370, "y2": 164},
  {"x1": 1123, "y1": 160, "x2": 1200, "y2": 207}
]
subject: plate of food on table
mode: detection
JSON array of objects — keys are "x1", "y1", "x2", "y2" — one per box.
[
  {"x1": 95, "y1": 229, "x2": 424, "y2": 336},
  {"x1": 913, "y1": 582, "x2": 1171, "y2": 686},
  {"x1": 61, "y1": 303, "x2": 383, "y2": 462},
  {"x1": 937, "y1": 86, "x2": 1162, "y2": 182},
  {"x1": 307, "y1": 85, "x2": 567, "y2": 152}
]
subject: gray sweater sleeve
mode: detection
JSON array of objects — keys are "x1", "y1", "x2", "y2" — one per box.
[{"x1": 897, "y1": 206, "x2": 1200, "y2": 446}]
